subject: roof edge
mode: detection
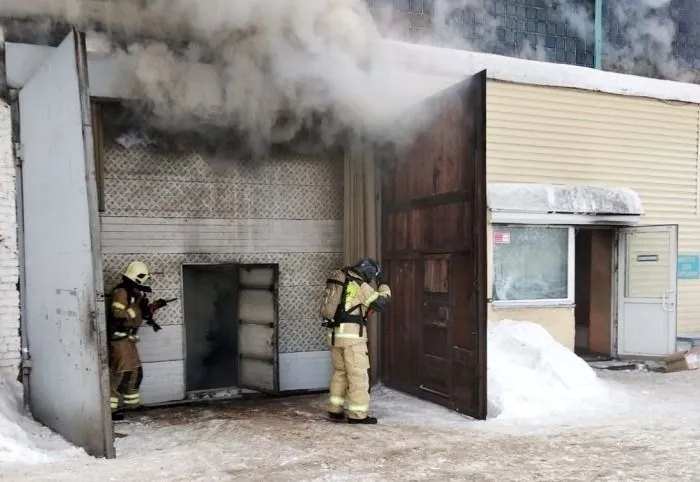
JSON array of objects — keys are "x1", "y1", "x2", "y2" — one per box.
[{"x1": 384, "y1": 40, "x2": 700, "y2": 105}]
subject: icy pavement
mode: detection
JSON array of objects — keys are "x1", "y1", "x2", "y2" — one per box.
[{"x1": 2, "y1": 369, "x2": 700, "y2": 481}]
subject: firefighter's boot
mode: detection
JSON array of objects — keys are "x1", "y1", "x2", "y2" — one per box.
[
  {"x1": 328, "y1": 411, "x2": 345, "y2": 421},
  {"x1": 348, "y1": 416, "x2": 377, "y2": 425}
]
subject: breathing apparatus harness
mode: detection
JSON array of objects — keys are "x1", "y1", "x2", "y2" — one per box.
[{"x1": 322, "y1": 268, "x2": 369, "y2": 346}]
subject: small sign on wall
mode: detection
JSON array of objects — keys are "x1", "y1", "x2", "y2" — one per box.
[
  {"x1": 678, "y1": 254, "x2": 700, "y2": 280},
  {"x1": 494, "y1": 232, "x2": 510, "y2": 244},
  {"x1": 636, "y1": 254, "x2": 659, "y2": 262}
]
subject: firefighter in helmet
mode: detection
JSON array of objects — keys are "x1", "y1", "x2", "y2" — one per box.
[
  {"x1": 324, "y1": 259, "x2": 391, "y2": 424},
  {"x1": 108, "y1": 261, "x2": 166, "y2": 421}
]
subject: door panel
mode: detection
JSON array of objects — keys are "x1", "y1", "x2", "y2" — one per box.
[
  {"x1": 237, "y1": 265, "x2": 280, "y2": 393},
  {"x1": 617, "y1": 225, "x2": 678, "y2": 357},
  {"x1": 18, "y1": 30, "x2": 113, "y2": 457},
  {"x1": 381, "y1": 71, "x2": 488, "y2": 419}
]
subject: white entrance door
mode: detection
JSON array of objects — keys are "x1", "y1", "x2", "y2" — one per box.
[{"x1": 617, "y1": 225, "x2": 678, "y2": 357}]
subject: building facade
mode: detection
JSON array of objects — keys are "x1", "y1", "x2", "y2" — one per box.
[{"x1": 369, "y1": 0, "x2": 700, "y2": 78}]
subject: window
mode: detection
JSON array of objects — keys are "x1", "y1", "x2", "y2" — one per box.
[{"x1": 492, "y1": 225, "x2": 574, "y2": 306}]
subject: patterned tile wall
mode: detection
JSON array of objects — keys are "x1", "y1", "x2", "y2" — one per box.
[
  {"x1": 101, "y1": 135, "x2": 344, "y2": 354},
  {"x1": 103, "y1": 143, "x2": 343, "y2": 220},
  {"x1": 103, "y1": 252, "x2": 341, "y2": 353}
]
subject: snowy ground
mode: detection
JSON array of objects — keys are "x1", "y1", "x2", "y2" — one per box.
[
  {"x1": 2, "y1": 321, "x2": 700, "y2": 480},
  {"x1": 1, "y1": 370, "x2": 699, "y2": 481}
]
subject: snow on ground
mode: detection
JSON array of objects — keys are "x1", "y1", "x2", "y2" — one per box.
[
  {"x1": 2, "y1": 320, "x2": 700, "y2": 480},
  {"x1": 485, "y1": 320, "x2": 622, "y2": 423},
  {"x1": 0, "y1": 378, "x2": 86, "y2": 465}
]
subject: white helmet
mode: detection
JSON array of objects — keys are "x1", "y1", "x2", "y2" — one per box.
[{"x1": 123, "y1": 261, "x2": 151, "y2": 286}]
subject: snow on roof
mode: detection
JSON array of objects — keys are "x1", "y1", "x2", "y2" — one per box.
[
  {"x1": 487, "y1": 182, "x2": 645, "y2": 216},
  {"x1": 384, "y1": 40, "x2": 700, "y2": 105}
]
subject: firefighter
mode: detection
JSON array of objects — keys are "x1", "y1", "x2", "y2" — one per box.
[
  {"x1": 108, "y1": 261, "x2": 166, "y2": 421},
  {"x1": 323, "y1": 259, "x2": 391, "y2": 424}
]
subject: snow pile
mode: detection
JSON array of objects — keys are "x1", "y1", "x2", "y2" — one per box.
[
  {"x1": 487, "y1": 320, "x2": 609, "y2": 420},
  {"x1": 0, "y1": 377, "x2": 85, "y2": 465}
]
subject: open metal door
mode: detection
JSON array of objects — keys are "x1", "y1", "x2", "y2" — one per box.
[
  {"x1": 381, "y1": 71, "x2": 488, "y2": 419},
  {"x1": 17, "y1": 30, "x2": 113, "y2": 457},
  {"x1": 617, "y1": 225, "x2": 678, "y2": 357},
  {"x1": 237, "y1": 264, "x2": 280, "y2": 393}
]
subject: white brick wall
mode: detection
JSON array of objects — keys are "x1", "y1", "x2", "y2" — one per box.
[{"x1": 0, "y1": 100, "x2": 20, "y2": 376}]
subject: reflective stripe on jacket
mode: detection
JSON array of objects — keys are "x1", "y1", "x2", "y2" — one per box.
[{"x1": 326, "y1": 270, "x2": 392, "y2": 343}]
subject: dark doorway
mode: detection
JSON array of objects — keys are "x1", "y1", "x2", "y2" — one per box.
[
  {"x1": 182, "y1": 264, "x2": 240, "y2": 393},
  {"x1": 380, "y1": 71, "x2": 488, "y2": 419},
  {"x1": 574, "y1": 228, "x2": 614, "y2": 356},
  {"x1": 182, "y1": 263, "x2": 281, "y2": 395}
]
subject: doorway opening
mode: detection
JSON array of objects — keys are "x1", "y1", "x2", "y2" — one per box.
[
  {"x1": 182, "y1": 263, "x2": 279, "y2": 396},
  {"x1": 574, "y1": 228, "x2": 615, "y2": 357}
]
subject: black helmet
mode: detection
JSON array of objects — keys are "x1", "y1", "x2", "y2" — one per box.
[{"x1": 354, "y1": 258, "x2": 381, "y2": 283}]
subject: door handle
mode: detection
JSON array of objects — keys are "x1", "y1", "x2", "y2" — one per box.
[{"x1": 662, "y1": 289, "x2": 676, "y2": 312}]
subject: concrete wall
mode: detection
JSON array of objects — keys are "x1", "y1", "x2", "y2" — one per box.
[{"x1": 0, "y1": 100, "x2": 20, "y2": 376}]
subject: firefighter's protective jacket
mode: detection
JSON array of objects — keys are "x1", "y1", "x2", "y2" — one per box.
[
  {"x1": 326, "y1": 269, "x2": 392, "y2": 348},
  {"x1": 110, "y1": 286, "x2": 146, "y2": 341}
]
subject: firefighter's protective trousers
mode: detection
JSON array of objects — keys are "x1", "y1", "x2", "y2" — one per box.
[
  {"x1": 327, "y1": 275, "x2": 391, "y2": 420},
  {"x1": 108, "y1": 287, "x2": 145, "y2": 413}
]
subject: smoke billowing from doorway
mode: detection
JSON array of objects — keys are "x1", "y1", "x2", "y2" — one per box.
[
  {"x1": 0, "y1": 0, "x2": 442, "y2": 156},
  {"x1": 1, "y1": 1, "x2": 698, "y2": 157}
]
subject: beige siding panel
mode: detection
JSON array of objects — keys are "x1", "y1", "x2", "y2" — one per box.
[
  {"x1": 487, "y1": 80, "x2": 700, "y2": 334},
  {"x1": 490, "y1": 306, "x2": 575, "y2": 350}
]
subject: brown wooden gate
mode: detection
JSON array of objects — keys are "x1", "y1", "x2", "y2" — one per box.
[{"x1": 380, "y1": 70, "x2": 487, "y2": 419}]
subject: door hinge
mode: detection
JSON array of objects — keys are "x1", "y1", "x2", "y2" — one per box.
[
  {"x1": 89, "y1": 310, "x2": 98, "y2": 331},
  {"x1": 21, "y1": 347, "x2": 32, "y2": 373},
  {"x1": 14, "y1": 142, "x2": 24, "y2": 167}
]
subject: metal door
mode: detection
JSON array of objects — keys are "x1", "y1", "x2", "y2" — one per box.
[
  {"x1": 381, "y1": 71, "x2": 488, "y2": 419},
  {"x1": 237, "y1": 264, "x2": 280, "y2": 393},
  {"x1": 617, "y1": 225, "x2": 678, "y2": 357},
  {"x1": 18, "y1": 30, "x2": 113, "y2": 457}
]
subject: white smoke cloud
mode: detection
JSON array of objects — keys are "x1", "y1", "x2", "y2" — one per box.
[
  {"x1": 0, "y1": 0, "x2": 697, "y2": 155},
  {"x1": 0, "y1": 0, "x2": 447, "y2": 155},
  {"x1": 600, "y1": 0, "x2": 696, "y2": 81}
]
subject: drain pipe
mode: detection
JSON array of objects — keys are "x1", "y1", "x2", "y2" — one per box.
[
  {"x1": 9, "y1": 89, "x2": 31, "y2": 411},
  {"x1": 594, "y1": 0, "x2": 603, "y2": 69}
]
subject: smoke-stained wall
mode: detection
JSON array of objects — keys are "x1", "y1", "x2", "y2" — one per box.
[
  {"x1": 100, "y1": 138, "x2": 344, "y2": 355},
  {"x1": 97, "y1": 114, "x2": 343, "y2": 400}
]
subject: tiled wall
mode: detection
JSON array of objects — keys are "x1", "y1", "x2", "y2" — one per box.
[{"x1": 100, "y1": 139, "x2": 343, "y2": 355}]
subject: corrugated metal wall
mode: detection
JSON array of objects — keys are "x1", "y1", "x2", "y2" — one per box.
[
  {"x1": 487, "y1": 79, "x2": 700, "y2": 334},
  {"x1": 99, "y1": 140, "x2": 343, "y2": 402}
]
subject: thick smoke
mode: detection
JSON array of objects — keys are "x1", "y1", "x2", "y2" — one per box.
[
  {"x1": 1, "y1": 1, "x2": 698, "y2": 156},
  {"x1": 0, "y1": 0, "x2": 442, "y2": 156},
  {"x1": 392, "y1": 0, "x2": 697, "y2": 82},
  {"x1": 601, "y1": 0, "x2": 697, "y2": 81}
]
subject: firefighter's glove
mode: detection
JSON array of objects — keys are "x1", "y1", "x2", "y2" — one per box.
[
  {"x1": 146, "y1": 318, "x2": 163, "y2": 332},
  {"x1": 149, "y1": 298, "x2": 167, "y2": 314}
]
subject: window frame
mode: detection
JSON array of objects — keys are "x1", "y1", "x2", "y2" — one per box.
[{"x1": 491, "y1": 223, "x2": 576, "y2": 308}]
